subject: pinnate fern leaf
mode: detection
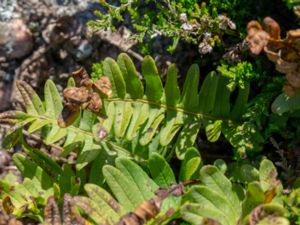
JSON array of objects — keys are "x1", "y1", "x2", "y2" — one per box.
[
  {"x1": 181, "y1": 165, "x2": 242, "y2": 225},
  {"x1": 97, "y1": 53, "x2": 261, "y2": 158},
  {"x1": 74, "y1": 156, "x2": 184, "y2": 225},
  {"x1": 0, "y1": 53, "x2": 262, "y2": 167},
  {"x1": 1, "y1": 79, "x2": 128, "y2": 171}
]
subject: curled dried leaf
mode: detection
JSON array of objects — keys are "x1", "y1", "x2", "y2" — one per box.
[
  {"x1": 59, "y1": 85, "x2": 105, "y2": 127},
  {"x1": 263, "y1": 46, "x2": 279, "y2": 63},
  {"x1": 63, "y1": 87, "x2": 90, "y2": 104},
  {"x1": 44, "y1": 197, "x2": 62, "y2": 225},
  {"x1": 275, "y1": 58, "x2": 298, "y2": 74},
  {"x1": 286, "y1": 29, "x2": 300, "y2": 47},
  {"x1": 280, "y1": 47, "x2": 300, "y2": 62},
  {"x1": 246, "y1": 17, "x2": 300, "y2": 96},
  {"x1": 2, "y1": 196, "x2": 14, "y2": 214},
  {"x1": 262, "y1": 17, "x2": 281, "y2": 40},
  {"x1": 59, "y1": 69, "x2": 109, "y2": 125},
  {"x1": 84, "y1": 92, "x2": 102, "y2": 114},
  {"x1": 246, "y1": 28, "x2": 269, "y2": 55},
  {"x1": 93, "y1": 76, "x2": 112, "y2": 97},
  {"x1": 72, "y1": 67, "x2": 93, "y2": 88},
  {"x1": 249, "y1": 205, "x2": 265, "y2": 225},
  {"x1": 246, "y1": 17, "x2": 283, "y2": 55},
  {"x1": 247, "y1": 20, "x2": 262, "y2": 32},
  {"x1": 117, "y1": 183, "x2": 184, "y2": 225},
  {"x1": 57, "y1": 104, "x2": 80, "y2": 128},
  {"x1": 286, "y1": 71, "x2": 300, "y2": 88},
  {"x1": 283, "y1": 83, "x2": 297, "y2": 97}
]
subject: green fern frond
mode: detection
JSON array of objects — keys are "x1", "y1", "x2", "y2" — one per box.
[
  {"x1": 98, "y1": 53, "x2": 262, "y2": 158},
  {"x1": 181, "y1": 159, "x2": 287, "y2": 225},
  {"x1": 0, "y1": 154, "x2": 54, "y2": 220},
  {"x1": 73, "y1": 155, "x2": 286, "y2": 225},
  {"x1": 0, "y1": 53, "x2": 262, "y2": 165},
  {"x1": 74, "y1": 155, "x2": 182, "y2": 225},
  {"x1": 1, "y1": 79, "x2": 133, "y2": 171}
]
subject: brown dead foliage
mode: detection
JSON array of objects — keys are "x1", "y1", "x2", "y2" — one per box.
[
  {"x1": 58, "y1": 67, "x2": 112, "y2": 128},
  {"x1": 116, "y1": 183, "x2": 184, "y2": 225},
  {"x1": 246, "y1": 17, "x2": 300, "y2": 96},
  {"x1": 43, "y1": 194, "x2": 88, "y2": 225}
]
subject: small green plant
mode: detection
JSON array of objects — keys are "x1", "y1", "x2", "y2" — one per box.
[
  {"x1": 89, "y1": 0, "x2": 236, "y2": 53},
  {"x1": 1, "y1": 146, "x2": 294, "y2": 224},
  {"x1": 2, "y1": 0, "x2": 300, "y2": 222},
  {"x1": 217, "y1": 61, "x2": 258, "y2": 91},
  {"x1": 1, "y1": 53, "x2": 299, "y2": 224},
  {"x1": 284, "y1": 0, "x2": 300, "y2": 9},
  {"x1": 1, "y1": 53, "x2": 264, "y2": 164}
]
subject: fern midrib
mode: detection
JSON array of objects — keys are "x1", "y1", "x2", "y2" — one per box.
[
  {"x1": 24, "y1": 114, "x2": 135, "y2": 158},
  {"x1": 106, "y1": 98, "x2": 241, "y2": 125}
]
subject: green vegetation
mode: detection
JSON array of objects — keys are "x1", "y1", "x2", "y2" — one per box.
[{"x1": 1, "y1": 0, "x2": 300, "y2": 224}]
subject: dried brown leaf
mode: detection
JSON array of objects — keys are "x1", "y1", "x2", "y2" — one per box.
[
  {"x1": 63, "y1": 87, "x2": 90, "y2": 104},
  {"x1": 2, "y1": 196, "x2": 14, "y2": 214},
  {"x1": 72, "y1": 67, "x2": 93, "y2": 88},
  {"x1": 263, "y1": 46, "x2": 279, "y2": 63},
  {"x1": 249, "y1": 205, "x2": 265, "y2": 225},
  {"x1": 84, "y1": 92, "x2": 102, "y2": 113},
  {"x1": 283, "y1": 83, "x2": 297, "y2": 97},
  {"x1": 93, "y1": 76, "x2": 112, "y2": 97},
  {"x1": 116, "y1": 183, "x2": 184, "y2": 225},
  {"x1": 275, "y1": 58, "x2": 298, "y2": 74},
  {"x1": 262, "y1": 17, "x2": 281, "y2": 41},
  {"x1": 286, "y1": 71, "x2": 300, "y2": 88},
  {"x1": 246, "y1": 28, "x2": 270, "y2": 55},
  {"x1": 44, "y1": 197, "x2": 62, "y2": 225},
  {"x1": 57, "y1": 104, "x2": 80, "y2": 128},
  {"x1": 7, "y1": 219, "x2": 23, "y2": 225},
  {"x1": 247, "y1": 21, "x2": 262, "y2": 32}
]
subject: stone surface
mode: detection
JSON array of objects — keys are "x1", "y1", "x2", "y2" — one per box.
[{"x1": 0, "y1": 19, "x2": 33, "y2": 60}]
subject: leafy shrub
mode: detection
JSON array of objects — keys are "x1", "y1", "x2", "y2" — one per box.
[
  {"x1": 217, "y1": 61, "x2": 258, "y2": 91},
  {"x1": 90, "y1": 0, "x2": 237, "y2": 53}
]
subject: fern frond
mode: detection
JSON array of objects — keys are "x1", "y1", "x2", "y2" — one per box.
[
  {"x1": 98, "y1": 53, "x2": 262, "y2": 158},
  {"x1": 74, "y1": 156, "x2": 183, "y2": 225},
  {"x1": 0, "y1": 53, "x2": 262, "y2": 165},
  {"x1": 0, "y1": 154, "x2": 54, "y2": 220},
  {"x1": 71, "y1": 156, "x2": 286, "y2": 225},
  {"x1": 1, "y1": 79, "x2": 134, "y2": 171}
]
